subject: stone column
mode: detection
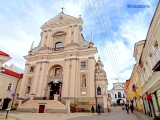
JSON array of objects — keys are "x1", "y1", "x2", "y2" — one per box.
[
  {"x1": 103, "y1": 94, "x2": 108, "y2": 113},
  {"x1": 46, "y1": 85, "x2": 50, "y2": 98}
]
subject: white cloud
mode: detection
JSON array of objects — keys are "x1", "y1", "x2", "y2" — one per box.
[{"x1": 0, "y1": 0, "x2": 157, "y2": 90}]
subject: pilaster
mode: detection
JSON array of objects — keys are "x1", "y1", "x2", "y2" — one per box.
[
  {"x1": 19, "y1": 64, "x2": 29, "y2": 98},
  {"x1": 32, "y1": 63, "x2": 41, "y2": 95},
  {"x1": 61, "y1": 60, "x2": 70, "y2": 97}
]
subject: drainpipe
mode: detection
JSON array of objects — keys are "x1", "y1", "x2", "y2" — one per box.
[{"x1": 11, "y1": 74, "x2": 21, "y2": 109}]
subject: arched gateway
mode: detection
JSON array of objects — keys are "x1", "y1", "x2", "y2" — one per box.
[{"x1": 47, "y1": 64, "x2": 63, "y2": 100}]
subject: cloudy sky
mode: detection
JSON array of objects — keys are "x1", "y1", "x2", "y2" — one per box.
[{"x1": 0, "y1": 0, "x2": 159, "y2": 90}]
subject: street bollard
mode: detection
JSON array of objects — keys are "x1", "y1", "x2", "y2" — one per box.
[{"x1": 5, "y1": 108, "x2": 11, "y2": 119}]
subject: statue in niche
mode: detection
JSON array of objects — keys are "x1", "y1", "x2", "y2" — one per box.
[
  {"x1": 82, "y1": 75, "x2": 86, "y2": 87},
  {"x1": 55, "y1": 68, "x2": 61, "y2": 77}
]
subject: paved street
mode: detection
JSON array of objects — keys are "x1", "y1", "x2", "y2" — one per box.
[{"x1": 0, "y1": 106, "x2": 152, "y2": 120}]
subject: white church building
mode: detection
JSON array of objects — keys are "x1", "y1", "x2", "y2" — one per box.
[{"x1": 108, "y1": 81, "x2": 126, "y2": 105}]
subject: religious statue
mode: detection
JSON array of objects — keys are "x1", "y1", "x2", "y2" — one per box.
[
  {"x1": 82, "y1": 76, "x2": 86, "y2": 87},
  {"x1": 55, "y1": 68, "x2": 60, "y2": 77}
]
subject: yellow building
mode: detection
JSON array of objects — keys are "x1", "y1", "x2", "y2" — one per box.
[
  {"x1": 0, "y1": 51, "x2": 23, "y2": 110},
  {"x1": 18, "y1": 12, "x2": 109, "y2": 113}
]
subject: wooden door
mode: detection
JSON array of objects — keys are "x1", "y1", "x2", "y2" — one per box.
[{"x1": 38, "y1": 105, "x2": 45, "y2": 113}]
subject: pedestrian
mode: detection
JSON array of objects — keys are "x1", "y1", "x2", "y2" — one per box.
[
  {"x1": 130, "y1": 103, "x2": 134, "y2": 113},
  {"x1": 91, "y1": 105, "x2": 94, "y2": 114},
  {"x1": 98, "y1": 104, "x2": 101, "y2": 115},
  {"x1": 126, "y1": 104, "x2": 129, "y2": 114}
]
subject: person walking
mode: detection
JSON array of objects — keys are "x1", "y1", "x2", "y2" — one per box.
[
  {"x1": 130, "y1": 103, "x2": 134, "y2": 113},
  {"x1": 91, "y1": 105, "x2": 94, "y2": 114},
  {"x1": 126, "y1": 103, "x2": 129, "y2": 114},
  {"x1": 98, "y1": 104, "x2": 101, "y2": 115}
]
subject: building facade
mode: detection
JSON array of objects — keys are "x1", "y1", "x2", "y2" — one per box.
[
  {"x1": 18, "y1": 12, "x2": 109, "y2": 113},
  {"x1": 0, "y1": 51, "x2": 23, "y2": 110},
  {"x1": 108, "y1": 81, "x2": 126, "y2": 105},
  {"x1": 133, "y1": 1, "x2": 160, "y2": 119}
]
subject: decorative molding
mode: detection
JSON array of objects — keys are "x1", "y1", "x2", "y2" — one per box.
[
  {"x1": 88, "y1": 57, "x2": 94, "y2": 59},
  {"x1": 64, "y1": 58, "x2": 79, "y2": 61},
  {"x1": 52, "y1": 31, "x2": 67, "y2": 37}
]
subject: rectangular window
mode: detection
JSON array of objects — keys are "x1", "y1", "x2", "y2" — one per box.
[
  {"x1": 30, "y1": 66, "x2": 34, "y2": 73},
  {"x1": 81, "y1": 62, "x2": 87, "y2": 69}
]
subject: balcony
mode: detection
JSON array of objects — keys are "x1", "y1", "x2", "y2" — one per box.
[{"x1": 151, "y1": 46, "x2": 160, "y2": 71}]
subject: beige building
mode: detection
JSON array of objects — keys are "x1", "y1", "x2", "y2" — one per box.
[
  {"x1": 133, "y1": 1, "x2": 160, "y2": 119},
  {"x1": 0, "y1": 51, "x2": 23, "y2": 110},
  {"x1": 18, "y1": 12, "x2": 109, "y2": 113}
]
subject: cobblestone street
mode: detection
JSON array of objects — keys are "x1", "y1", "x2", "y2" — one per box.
[{"x1": 0, "y1": 106, "x2": 152, "y2": 120}]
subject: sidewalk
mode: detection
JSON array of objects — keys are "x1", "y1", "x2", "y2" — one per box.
[
  {"x1": 0, "y1": 114, "x2": 15, "y2": 120},
  {"x1": 134, "y1": 111, "x2": 153, "y2": 120},
  {"x1": 0, "y1": 114, "x2": 19, "y2": 120}
]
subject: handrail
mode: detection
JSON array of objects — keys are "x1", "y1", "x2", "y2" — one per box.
[{"x1": 22, "y1": 98, "x2": 30, "y2": 104}]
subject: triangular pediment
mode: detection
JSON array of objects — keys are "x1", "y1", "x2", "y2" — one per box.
[
  {"x1": 113, "y1": 85, "x2": 124, "y2": 89},
  {"x1": 41, "y1": 12, "x2": 81, "y2": 28}
]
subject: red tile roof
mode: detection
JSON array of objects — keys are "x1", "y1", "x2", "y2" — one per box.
[
  {"x1": 0, "y1": 51, "x2": 10, "y2": 57},
  {"x1": 1, "y1": 67, "x2": 23, "y2": 78}
]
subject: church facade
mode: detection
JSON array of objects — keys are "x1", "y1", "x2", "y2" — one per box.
[{"x1": 18, "y1": 12, "x2": 109, "y2": 113}]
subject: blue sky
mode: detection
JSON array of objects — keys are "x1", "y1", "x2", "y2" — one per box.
[{"x1": 0, "y1": 0, "x2": 159, "y2": 90}]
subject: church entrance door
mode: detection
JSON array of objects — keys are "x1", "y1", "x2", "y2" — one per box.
[{"x1": 49, "y1": 82, "x2": 62, "y2": 100}]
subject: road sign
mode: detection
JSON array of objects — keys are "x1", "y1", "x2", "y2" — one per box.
[{"x1": 12, "y1": 93, "x2": 15, "y2": 98}]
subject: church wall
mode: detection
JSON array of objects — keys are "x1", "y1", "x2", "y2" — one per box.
[{"x1": 89, "y1": 58, "x2": 96, "y2": 97}]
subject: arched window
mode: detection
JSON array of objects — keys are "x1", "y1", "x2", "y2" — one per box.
[
  {"x1": 118, "y1": 92, "x2": 122, "y2": 98},
  {"x1": 97, "y1": 87, "x2": 101, "y2": 95},
  {"x1": 7, "y1": 83, "x2": 12, "y2": 91},
  {"x1": 115, "y1": 94, "x2": 117, "y2": 98},
  {"x1": 123, "y1": 94, "x2": 125, "y2": 98},
  {"x1": 55, "y1": 42, "x2": 62, "y2": 51}
]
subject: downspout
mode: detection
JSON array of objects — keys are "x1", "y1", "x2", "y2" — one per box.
[{"x1": 11, "y1": 74, "x2": 21, "y2": 109}]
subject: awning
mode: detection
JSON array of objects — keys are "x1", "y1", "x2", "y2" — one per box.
[{"x1": 146, "y1": 94, "x2": 152, "y2": 100}]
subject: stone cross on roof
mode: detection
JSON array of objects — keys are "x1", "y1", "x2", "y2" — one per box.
[{"x1": 61, "y1": 7, "x2": 65, "y2": 13}]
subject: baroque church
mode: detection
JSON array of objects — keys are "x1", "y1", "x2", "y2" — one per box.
[{"x1": 18, "y1": 12, "x2": 110, "y2": 113}]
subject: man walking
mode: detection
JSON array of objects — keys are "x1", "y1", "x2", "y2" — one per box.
[
  {"x1": 130, "y1": 103, "x2": 134, "y2": 113},
  {"x1": 98, "y1": 104, "x2": 101, "y2": 115},
  {"x1": 126, "y1": 103, "x2": 129, "y2": 114},
  {"x1": 91, "y1": 105, "x2": 94, "y2": 114}
]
